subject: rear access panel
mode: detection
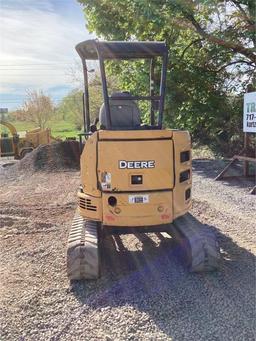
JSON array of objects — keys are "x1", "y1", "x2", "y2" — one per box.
[
  {"x1": 102, "y1": 191, "x2": 173, "y2": 226},
  {"x1": 98, "y1": 139, "x2": 174, "y2": 192}
]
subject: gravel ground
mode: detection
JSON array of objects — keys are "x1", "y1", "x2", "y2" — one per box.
[{"x1": 0, "y1": 159, "x2": 255, "y2": 341}]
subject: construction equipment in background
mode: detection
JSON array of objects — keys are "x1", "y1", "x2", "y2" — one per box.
[
  {"x1": 0, "y1": 119, "x2": 57, "y2": 159},
  {"x1": 67, "y1": 40, "x2": 221, "y2": 280}
]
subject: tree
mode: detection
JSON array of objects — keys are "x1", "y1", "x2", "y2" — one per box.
[
  {"x1": 9, "y1": 109, "x2": 27, "y2": 122},
  {"x1": 78, "y1": 0, "x2": 255, "y2": 153},
  {"x1": 58, "y1": 73, "x2": 118, "y2": 130},
  {"x1": 22, "y1": 90, "x2": 54, "y2": 128},
  {"x1": 79, "y1": 0, "x2": 255, "y2": 72},
  {"x1": 57, "y1": 89, "x2": 84, "y2": 129},
  {"x1": 170, "y1": 0, "x2": 255, "y2": 64}
]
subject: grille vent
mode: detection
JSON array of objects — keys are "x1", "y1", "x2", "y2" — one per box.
[
  {"x1": 79, "y1": 198, "x2": 97, "y2": 211},
  {"x1": 180, "y1": 151, "x2": 190, "y2": 163},
  {"x1": 180, "y1": 169, "x2": 190, "y2": 183},
  {"x1": 185, "y1": 188, "x2": 191, "y2": 200}
]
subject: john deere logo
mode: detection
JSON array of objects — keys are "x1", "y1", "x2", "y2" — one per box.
[{"x1": 119, "y1": 160, "x2": 155, "y2": 169}]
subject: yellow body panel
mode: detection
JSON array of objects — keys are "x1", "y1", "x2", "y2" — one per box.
[
  {"x1": 80, "y1": 133, "x2": 101, "y2": 197},
  {"x1": 79, "y1": 129, "x2": 192, "y2": 227},
  {"x1": 24, "y1": 128, "x2": 51, "y2": 146},
  {"x1": 102, "y1": 191, "x2": 173, "y2": 226},
  {"x1": 172, "y1": 131, "x2": 192, "y2": 219},
  {"x1": 98, "y1": 139, "x2": 173, "y2": 191},
  {"x1": 99, "y1": 130, "x2": 173, "y2": 140},
  {"x1": 78, "y1": 191, "x2": 102, "y2": 221}
]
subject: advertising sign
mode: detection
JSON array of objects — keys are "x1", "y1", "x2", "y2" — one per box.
[{"x1": 243, "y1": 92, "x2": 256, "y2": 133}]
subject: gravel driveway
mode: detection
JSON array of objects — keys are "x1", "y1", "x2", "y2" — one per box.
[{"x1": 0, "y1": 159, "x2": 255, "y2": 340}]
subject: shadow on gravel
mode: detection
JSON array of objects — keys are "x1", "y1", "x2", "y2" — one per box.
[
  {"x1": 193, "y1": 159, "x2": 255, "y2": 191},
  {"x1": 70, "y1": 218, "x2": 255, "y2": 340}
]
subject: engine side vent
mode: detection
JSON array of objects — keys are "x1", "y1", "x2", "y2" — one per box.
[
  {"x1": 79, "y1": 198, "x2": 97, "y2": 211},
  {"x1": 180, "y1": 151, "x2": 190, "y2": 163},
  {"x1": 185, "y1": 188, "x2": 191, "y2": 200},
  {"x1": 180, "y1": 169, "x2": 190, "y2": 183}
]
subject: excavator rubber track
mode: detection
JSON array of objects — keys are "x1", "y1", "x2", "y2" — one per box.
[
  {"x1": 67, "y1": 213, "x2": 100, "y2": 280},
  {"x1": 168, "y1": 213, "x2": 221, "y2": 272}
]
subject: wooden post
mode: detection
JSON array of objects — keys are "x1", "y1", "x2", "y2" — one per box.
[
  {"x1": 244, "y1": 84, "x2": 255, "y2": 177},
  {"x1": 250, "y1": 186, "x2": 256, "y2": 195},
  {"x1": 243, "y1": 132, "x2": 249, "y2": 176}
]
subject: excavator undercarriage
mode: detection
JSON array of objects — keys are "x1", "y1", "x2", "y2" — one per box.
[{"x1": 67, "y1": 213, "x2": 220, "y2": 280}]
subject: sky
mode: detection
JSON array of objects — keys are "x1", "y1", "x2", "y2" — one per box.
[{"x1": 0, "y1": 0, "x2": 94, "y2": 110}]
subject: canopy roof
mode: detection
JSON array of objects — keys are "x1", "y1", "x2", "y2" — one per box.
[{"x1": 76, "y1": 39, "x2": 167, "y2": 60}]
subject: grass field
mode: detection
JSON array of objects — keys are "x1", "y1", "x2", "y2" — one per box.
[{"x1": 1, "y1": 120, "x2": 81, "y2": 139}]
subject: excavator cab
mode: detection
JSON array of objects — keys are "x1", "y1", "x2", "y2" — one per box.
[{"x1": 66, "y1": 40, "x2": 220, "y2": 280}]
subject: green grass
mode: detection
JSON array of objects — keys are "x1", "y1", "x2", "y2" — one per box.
[
  {"x1": 3, "y1": 120, "x2": 81, "y2": 139},
  {"x1": 49, "y1": 120, "x2": 81, "y2": 138}
]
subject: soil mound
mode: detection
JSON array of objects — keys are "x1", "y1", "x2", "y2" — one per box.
[{"x1": 17, "y1": 141, "x2": 80, "y2": 173}]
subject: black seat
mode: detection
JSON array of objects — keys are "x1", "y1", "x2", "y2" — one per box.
[{"x1": 99, "y1": 92, "x2": 141, "y2": 129}]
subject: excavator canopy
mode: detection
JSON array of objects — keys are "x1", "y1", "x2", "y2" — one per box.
[
  {"x1": 76, "y1": 39, "x2": 168, "y2": 131},
  {"x1": 75, "y1": 40, "x2": 168, "y2": 60}
]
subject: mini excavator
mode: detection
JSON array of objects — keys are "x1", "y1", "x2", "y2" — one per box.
[{"x1": 67, "y1": 40, "x2": 220, "y2": 280}]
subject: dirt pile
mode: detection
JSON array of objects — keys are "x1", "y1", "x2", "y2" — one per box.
[{"x1": 16, "y1": 141, "x2": 80, "y2": 173}]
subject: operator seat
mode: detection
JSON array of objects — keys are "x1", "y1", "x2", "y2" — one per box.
[{"x1": 99, "y1": 92, "x2": 141, "y2": 129}]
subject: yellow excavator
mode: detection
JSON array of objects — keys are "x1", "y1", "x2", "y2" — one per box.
[
  {"x1": 0, "y1": 119, "x2": 56, "y2": 159},
  {"x1": 67, "y1": 40, "x2": 220, "y2": 280}
]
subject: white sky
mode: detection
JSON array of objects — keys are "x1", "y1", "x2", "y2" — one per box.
[{"x1": 0, "y1": 0, "x2": 94, "y2": 109}]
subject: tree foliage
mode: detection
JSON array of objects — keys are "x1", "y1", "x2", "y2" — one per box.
[
  {"x1": 57, "y1": 89, "x2": 84, "y2": 130},
  {"x1": 57, "y1": 73, "x2": 118, "y2": 130},
  {"x1": 22, "y1": 90, "x2": 54, "y2": 129},
  {"x1": 78, "y1": 0, "x2": 255, "y2": 153}
]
